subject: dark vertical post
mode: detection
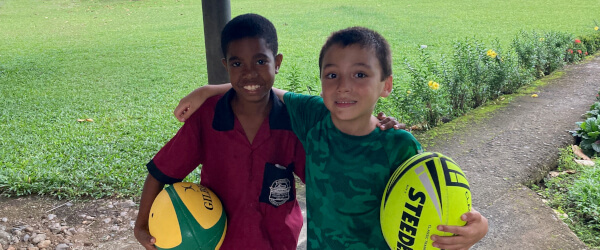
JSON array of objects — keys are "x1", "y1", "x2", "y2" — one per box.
[{"x1": 201, "y1": 0, "x2": 231, "y2": 84}]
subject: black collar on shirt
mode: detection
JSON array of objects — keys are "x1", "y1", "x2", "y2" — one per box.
[{"x1": 212, "y1": 88, "x2": 292, "y2": 131}]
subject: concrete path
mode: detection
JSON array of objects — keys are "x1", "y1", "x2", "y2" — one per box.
[{"x1": 296, "y1": 55, "x2": 600, "y2": 250}]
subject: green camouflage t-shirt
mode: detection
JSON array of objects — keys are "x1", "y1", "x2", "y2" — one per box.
[{"x1": 284, "y1": 92, "x2": 422, "y2": 250}]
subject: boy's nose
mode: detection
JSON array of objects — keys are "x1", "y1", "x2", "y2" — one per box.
[
  {"x1": 242, "y1": 66, "x2": 258, "y2": 79},
  {"x1": 336, "y1": 77, "x2": 351, "y2": 92}
]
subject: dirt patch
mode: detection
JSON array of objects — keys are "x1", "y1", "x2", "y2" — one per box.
[{"x1": 0, "y1": 196, "x2": 142, "y2": 250}]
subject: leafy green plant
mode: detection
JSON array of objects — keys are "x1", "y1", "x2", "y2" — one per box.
[
  {"x1": 403, "y1": 48, "x2": 448, "y2": 128},
  {"x1": 535, "y1": 147, "x2": 600, "y2": 248},
  {"x1": 512, "y1": 30, "x2": 573, "y2": 78},
  {"x1": 570, "y1": 116, "x2": 600, "y2": 157},
  {"x1": 585, "y1": 102, "x2": 600, "y2": 118},
  {"x1": 568, "y1": 167, "x2": 600, "y2": 231}
]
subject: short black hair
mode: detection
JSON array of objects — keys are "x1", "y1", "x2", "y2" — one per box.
[
  {"x1": 318, "y1": 27, "x2": 392, "y2": 81},
  {"x1": 220, "y1": 13, "x2": 278, "y2": 58}
]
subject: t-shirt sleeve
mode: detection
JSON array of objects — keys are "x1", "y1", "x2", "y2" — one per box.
[
  {"x1": 283, "y1": 92, "x2": 328, "y2": 142},
  {"x1": 387, "y1": 130, "x2": 423, "y2": 172},
  {"x1": 146, "y1": 99, "x2": 213, "y2": 184}
]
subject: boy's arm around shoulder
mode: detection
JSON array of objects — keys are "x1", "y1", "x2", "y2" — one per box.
[
  {"x1": 174, "y1": 83, "x2": 232, "y2": 122},
  {"x1": 281, "y1": 91, "x2": 330, "y2": 142}
]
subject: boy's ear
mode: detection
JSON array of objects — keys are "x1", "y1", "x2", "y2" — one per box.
[
  {"x1": 275, "y1": 54, "x2": 283, "y2": 74},
  {"x1": 221, "y1": 58, "x2": 228, "y2": 69},
  {"x1": 380, "y1": 75, "x2": 393, "y2": 97}
]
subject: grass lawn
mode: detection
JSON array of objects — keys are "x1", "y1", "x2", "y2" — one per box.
[{"x1": 1, "y1": 0, "x2": 599, "y2": 198}]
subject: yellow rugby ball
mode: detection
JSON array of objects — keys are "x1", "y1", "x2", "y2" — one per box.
[
  {"x1": 381, "y1": 152, "x2": 471, "y2": 249},
  {"x1": 149, "y1": 182, "x2": 227, "y2": 250}
]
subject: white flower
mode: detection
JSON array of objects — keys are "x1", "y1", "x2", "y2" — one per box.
[{"x1": 420, "y1": 45, "x2": 428, "y2": 49}]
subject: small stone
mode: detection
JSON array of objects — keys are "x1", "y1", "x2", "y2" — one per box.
[
  {"x1": 38, "y1": 239, "x2": 51, "y2": 248},
  {"x1": 102, "y1": 218, "x2": 111, "y2": 224},
  {"x1": 119, "y1": 200, "x2": 136, "y2": 208},
  {"x1": 49, "y1": 223, "x2": 61, "y2": 233},
  {"x1": 1, "y1": 218, "x2": 7, "y2": 223},
  {"x1": 0, "y1": 232, "x2": 8, "y2": 244},
  {"x1": 47, "y1": 214, "x2": 57, "y2": 221},
  {"x1": 55, "y1": 243, "x2": 69, "y2": 250},
  {"x1": 31, "y1": 233, "x2": 46, "y2": 244}
]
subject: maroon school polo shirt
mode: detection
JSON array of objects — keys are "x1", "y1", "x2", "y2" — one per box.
[{"x1": 147, "y1": 89, "x2": 306, "y2": 250}]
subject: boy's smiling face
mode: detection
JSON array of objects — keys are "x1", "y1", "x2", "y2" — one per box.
[
  {"x1": 222, "y1": 37, "x2": 282, "y2": 104},
  {"x1": 320, "y1": 44, "x2": 392, "y2": 130}
]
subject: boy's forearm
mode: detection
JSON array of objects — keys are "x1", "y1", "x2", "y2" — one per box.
[
  {"x1": 272, "y1": 87, "x2": 288, "y2": 103},
  {"x1": 198, "y1": 83, "x2": 232, "y2": 99},
  {"x1": 135, "y1": 174, "x2": 165, "y2": 228}
]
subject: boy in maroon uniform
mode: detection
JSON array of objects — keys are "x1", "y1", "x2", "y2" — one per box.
[{"x1": 134, "y1": 14, "x2": 305, "y2": 249}]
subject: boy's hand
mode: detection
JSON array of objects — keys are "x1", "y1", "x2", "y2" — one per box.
[
  {"x1": 173, "y1": 84, "x2": 233, "y2": 122},
  {"x1": 376, "y1": 112, "x2": 406, "y2": 131},
  {"x1": 134, "y1": 224, "x2": 157, "y2": 250},
  {"x1": 174, "y1": 97, "x2": 196, "y2": 122},
  {"x1": 431, "y1": 209, "x2": 489, "y2": 250}
]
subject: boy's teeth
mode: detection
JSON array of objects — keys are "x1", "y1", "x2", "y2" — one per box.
[
  {"x1": 244, "y1": 85, "x2": 260, "y2": 91},
  {"x1": 337, "y1": 101, "x2": 356, "y2": 104}
]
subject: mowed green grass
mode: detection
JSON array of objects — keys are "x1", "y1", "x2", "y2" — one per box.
[{"x1": 1, "y1": 0, "x2": 598, "y2": 198}]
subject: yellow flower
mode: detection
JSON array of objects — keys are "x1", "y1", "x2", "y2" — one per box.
[
  {"x1": 407, "y1": 90, "x2": 411, "y2": 94},
  {"x1": 531, "y1": 94, "x2": 538, "y2": 98},
  {"x1": 486, "y1": 49, "x2": 497, "y2": 58},
  {"x1": 429, "y1": 81, "x2": 440, "y2": 90},
  {"x1": 428, "y1": 81, "x2": 434, "y2": 87},
  {"x1": 539, "y1": 37, "x2": 545, "y2": 42},
  {"x1": 595, "y1": 26, "x2": 599, "y2": 31}
]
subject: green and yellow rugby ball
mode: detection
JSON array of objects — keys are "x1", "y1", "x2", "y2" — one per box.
[
  {"x1": 381, "y1": 152, "x2": 471, "y2": 249},
  {"x1": 149, "y1": 182, "x2": 227, "y2": 250}
]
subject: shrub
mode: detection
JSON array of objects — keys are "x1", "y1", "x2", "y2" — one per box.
[
  {"x1": 567, "y1": 166, "x2": 600, "y2": 232},
  {"x1": 512, "y1": 31, "x2": 572, "y2": 78},
  {"x1": 452, "y1": 38, "x2": 489, "y2": 109},
  {"x1": 541, "y1": 31, "x2": 571, "y2": 72},
  {"x1": 403, "y1": 48, "x2": 448, "y2": 128}
]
